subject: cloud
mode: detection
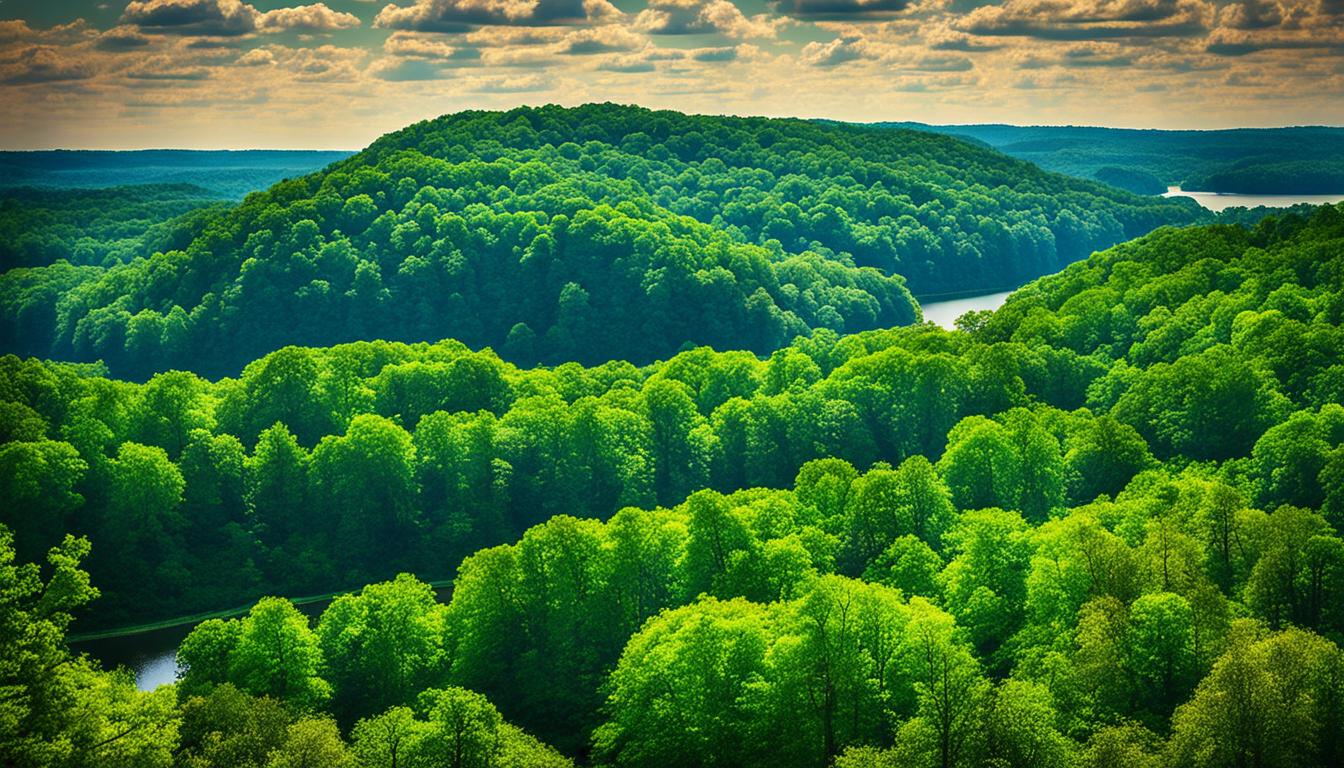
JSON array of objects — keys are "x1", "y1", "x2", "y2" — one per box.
[
  {"x1": 1012, "y1": 40, "x2": 1138, "y2": 66},
  {"x1": 0, "y1": 20, "x2": 37, "y2": 43},
  {"x1": 1219, "y1": 0, "x2": 1281, "y2": 29},
  {"x1": 771, "y1": 0, "x2": 911, "y2": 20},
  {"x1": 0, "y1": 45, "x2": 96, "y2": 84},
  {"x1": 464, "y1": 26, "x2": 567, "y2": 44},
  {"x1": 373, "y1": 0, "x2": 622, "y2": 31},
  {"x1": 598, "y1": 54, "x2": 658, "y2": 71},
  {"x1": 956, "y1": 0, "x2": 1211, "y2": 40},
  {"x1": 800, "y1": 34, "x2": 866, "y2": 65},
  {"x1": 470, "y1": 72, "x2": 552, "y2": 90},
  {"x1": 594, "y1": 41, "x2": 755, "y2": 71},
  {"x1": 236, "y1": 47, "x2": 276, "y2": 65},
  {"x1": 558, "y1": 25, "x2": 647, "y2": 53},
  {"x1": 122, "y1": 0, "x2": 360, "y2": 36},
  {"x1": 257, "y1": 4, "x2": 362, "y2": 32},
  {"x1": 1203, "y1": 0, "x2": 1344, "y2": 54},
  {"x1": 634, "y1": 0, "x2": 783, "y2": 38},
  {"x1": 368, "y1": 55, "x2": 446, "y2": 79},
  {"x1": 122, "y1": 0, "x2": 260, "y2": 36},
  {"x1": 908, "y1": 52, "x2": 974, "y2": 70},
  {"x1": 691, "y1": 44, "x2": 744, "y2": 60},
  {"x1": 384, "y1": 31, "x2": 459, "y2": 57},
  {"x1": 926, "y1": 28, "x2": 1003, "y2": 51},
  {"x1": 125, "y1": 59, "x2": 213, "y2": 79},
  {"x1": 1205, "y1": 27, "x2": 1344, "y2": 55},
  {"x1": 96, "y1": 25, "x2": 154, "y2": 50}
]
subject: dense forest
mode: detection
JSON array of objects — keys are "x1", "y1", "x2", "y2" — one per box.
[
  {"x1": 0, "y1": 104, "x2": 1202, "y2": 378},
  {"x1": 0, "y1": 184, "x2": 227, "y2": 270},
  {"x1": 891, "y1": 123, "x2": 1344, "y2": 195},
  {"x1": 4, "y1": 193, "x2": 1344, "y2": 766}
]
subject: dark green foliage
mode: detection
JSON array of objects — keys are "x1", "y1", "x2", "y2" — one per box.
[
  {"x1": 0, "y1": 104, "x2": 1201, "y2": 378},
  {"x1": 0, "y1": 185, "x2": 226, "y2": 270}
]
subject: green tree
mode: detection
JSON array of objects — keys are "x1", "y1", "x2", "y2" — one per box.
[{"x1": 229, "y1": 598, "x2": 329, "y2": 709}]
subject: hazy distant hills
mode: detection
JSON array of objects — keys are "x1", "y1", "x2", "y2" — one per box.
[
  {"x1": 0, "y1": 149, "x2": 353, "y2": 199},
  {"x1": 882, "y1": 123, "x2": 1344, "y2": 195}
]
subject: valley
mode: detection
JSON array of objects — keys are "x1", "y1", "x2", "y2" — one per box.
[{"x1": 4, "y1": 106, "x2": 1343, "y2": 768}]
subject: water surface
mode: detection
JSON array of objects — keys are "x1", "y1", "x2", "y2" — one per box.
[
  {"x1": 1162, "y1": 186, "x2": 1344, "y2": 212},
  {"x1": 919, "y1": 290, "x2": 1013, "y2": 330}
]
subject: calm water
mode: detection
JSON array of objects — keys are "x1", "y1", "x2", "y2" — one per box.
[
  {"x1": 72, "y1": 623, "x2": 196, "y2": 690},
  {"x1": 919, "y1": 290, "x2": 1013, "y2": 329},
  {"x1": 1162, "y1": 186, "x2": 1344, "y2": 212}
]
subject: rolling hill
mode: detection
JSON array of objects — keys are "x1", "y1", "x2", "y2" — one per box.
[{"x1": 0, "y1": 104, "x2": 1203, "y2": 378}]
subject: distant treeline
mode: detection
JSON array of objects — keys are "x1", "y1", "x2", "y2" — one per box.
[
  {"x1": 887, "y1": 123, "x2": 1344, "y2": 195},
  {"x1": 0, "y1": 149, "x2": 352, "y2": 199}
]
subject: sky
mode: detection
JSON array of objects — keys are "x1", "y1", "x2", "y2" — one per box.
[{"x1": 0, "y1": 0, "x2": 1342, "y2": 148}]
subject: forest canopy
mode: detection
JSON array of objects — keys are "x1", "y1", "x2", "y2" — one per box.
[
  {"x1": 3, "y1": 201, "x2": 1344, "y2": 768},
  {"x1": 0, "y1": 104, "x2": 1202, "y2": 378},
  {"x1": 2, "y1": 108, "x2": 1343, "y2": 768}
]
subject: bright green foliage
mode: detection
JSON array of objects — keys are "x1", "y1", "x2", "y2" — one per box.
[
  {"x1": 317, "y1": 574, "x2": 448, "y2": 724},
  {"x1": 0, "y1": 527, "x2": 179, "y2": 768},
  {"x1": 1168, "y1": 623, "x2": 1344, "y2": 768},
  {"x1": 6, "y1": 167, "x2": 1344, "y2": 768},
  {"x1": 978, "y1": 679, "x2": 1073, "y2": 768},
  {"x1": 176, "y1": 684, "x2": 290, "y2": 768},
  {"x1": 263, "y1": 717, "x2": 350, "y2": 768},
  {"x1": 594, "y1": 579, "x2": 980, "y2": 768},
  {"x1": 177, "y1": 598, "x2": 329, "y2": 710},
  {"x1": 940, "y1": 508, "x2": 1033, "y2": 662},
  {"x1": 351, "y1": 688, "x2": 573, "y2": 768}
]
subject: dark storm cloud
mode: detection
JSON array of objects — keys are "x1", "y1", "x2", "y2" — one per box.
[{"x1": 374, "y1": 0, "x2": 621, "y2": 32}]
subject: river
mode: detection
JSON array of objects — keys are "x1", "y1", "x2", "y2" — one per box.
[
  {"x1": 919, "y1": 290, "x2": 1014, "y2": 329},
  {"x1": 918, "y1": 187, "x2": 1344, "y2": 327},
  {"x1": 1162, "y1": 186, "x2": 1344, "y2": 212}
]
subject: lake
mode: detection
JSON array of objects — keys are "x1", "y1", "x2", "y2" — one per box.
[
  {"x1": 919, "y1": 290, "x2": 1014, "y2": 329},
  {"x1": 1162, "y1": 186, "x2": 1344, "y2": 212}
]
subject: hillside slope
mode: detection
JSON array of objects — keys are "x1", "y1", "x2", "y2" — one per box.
[
  {"x1": 3, "y1": 203, "x2": 1340, "y2": 631},
  {"x1": 0, "y1": 104, "x2": 1200, "y2": 378}
]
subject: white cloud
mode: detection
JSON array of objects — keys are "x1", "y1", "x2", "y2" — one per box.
[
  {"x1": 122, "y1": 0, "x2": 361, "y2": 36},
  {"x1": 634, "y1": 0, "x2": 783, "y2": 38},
  {"x1": 257, "y1": 4, "x2": 362, "y2": 33}
]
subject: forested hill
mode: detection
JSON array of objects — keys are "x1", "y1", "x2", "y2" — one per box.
[
  {"x1": 887, "y1": 122, "x2": 1344, "y2": 195},
  {"x1": 0, "y1": 104, "x2": 1200, "y2": 379}
]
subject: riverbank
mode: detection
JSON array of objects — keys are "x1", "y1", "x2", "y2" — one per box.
[
  {"x1": 69, "y1": 578, "x2": 455, "y2": 642},
  {"x1": 73, "y1": 580, "x2": 454, "y2": 690}
]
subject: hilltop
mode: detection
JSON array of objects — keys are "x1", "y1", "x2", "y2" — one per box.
[{"x1": 0, "y1": 104, "x2": 1201, "y2": 378}]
